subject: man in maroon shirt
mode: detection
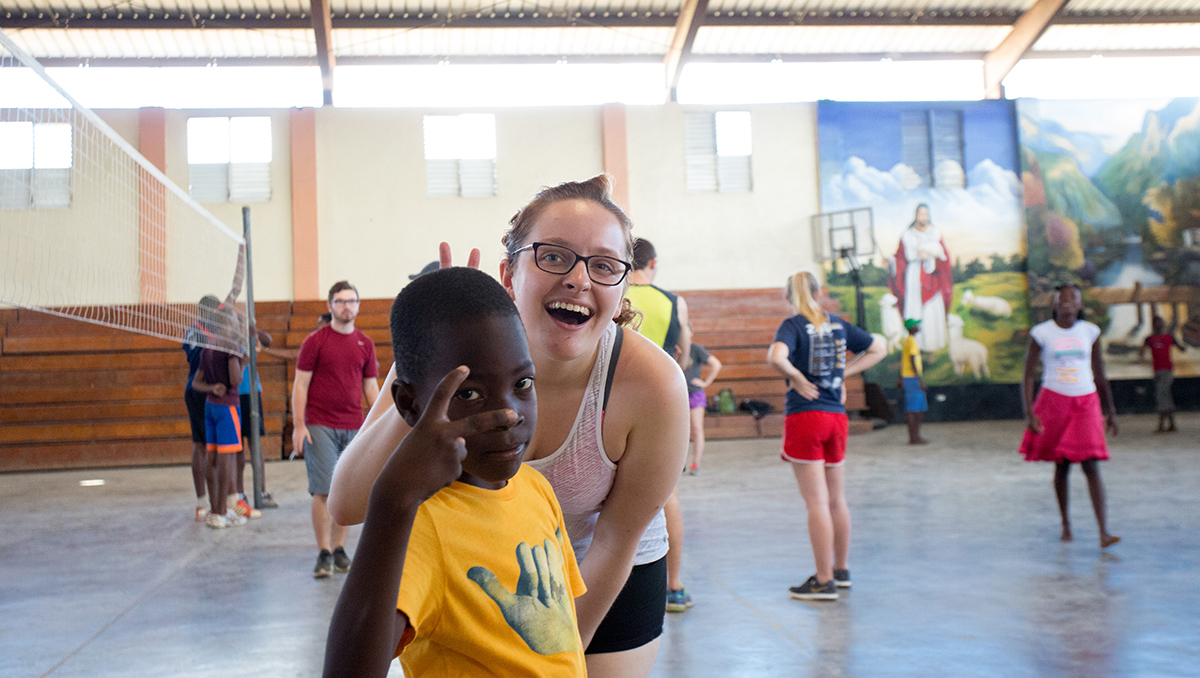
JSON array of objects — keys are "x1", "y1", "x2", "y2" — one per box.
[{"x1": 293, "y1": 281, "x2": 380, "y2": 578}]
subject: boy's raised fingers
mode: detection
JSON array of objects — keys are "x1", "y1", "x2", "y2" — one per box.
[
  {"x1": 425, "y1": 366, "x2": 470, "y2": 422},
  {"x1": 447, "y1": 408, "x2": 520, "y2": 439}
]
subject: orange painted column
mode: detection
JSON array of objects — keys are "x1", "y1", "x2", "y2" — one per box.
[
  {"x1": 290, "y1": 107, "x2": 320, "y2": 300},
  {"x1": 138, "y1": 107, "x2": 168, "y2": 304},
  {"x1": 601, "y1": 103, "x2": 630, "y2": 213}
]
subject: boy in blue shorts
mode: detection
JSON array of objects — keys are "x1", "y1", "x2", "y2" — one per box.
[
  {"x1": 900, "y1": 318, "x2": 929, "y2": 445},
  {"x1": 193, "y1": 343, "x2": 248, "y2": 529},
  {"x1": 323, "y1": 267, "x2": 587, "y2": 678}
]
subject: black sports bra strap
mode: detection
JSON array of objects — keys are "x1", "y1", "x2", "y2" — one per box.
[{"x1": 602, "y1": 325, "x2": 623, "y2": 411}]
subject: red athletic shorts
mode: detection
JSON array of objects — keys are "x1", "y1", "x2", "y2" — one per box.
[{"x1": 782, "y1": 411, "x2": 849, "y2": 466}]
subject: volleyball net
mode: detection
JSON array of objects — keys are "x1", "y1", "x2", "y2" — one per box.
[{"x1": 0, "y1": 29, "x2": 247, "y2": 354}]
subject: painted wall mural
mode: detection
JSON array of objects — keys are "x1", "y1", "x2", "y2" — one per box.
[
  {"x1": 817, "y1": 100, "x2": 1030, "y2": 386},
  {"x1": 1016, "y1": 97, "x2": 1200, "y2": 380}
]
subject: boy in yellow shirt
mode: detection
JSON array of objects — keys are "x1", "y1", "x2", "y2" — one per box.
[
  {"x1": 323, "y1": 268, "x2": 586, "y2": 678},
  {"x1": 900, "y1": 318, "x2": 929, "y2": 445}
]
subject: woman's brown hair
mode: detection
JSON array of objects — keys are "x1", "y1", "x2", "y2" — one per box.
[{"x1": 503, "y1": 174, "x2": 639, "y2": 326}]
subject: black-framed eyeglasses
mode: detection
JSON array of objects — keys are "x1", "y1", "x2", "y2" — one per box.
[
  {"x1": 330, "y1": 298, "x2": 360, "y2": 306},
  {"x1": 511, "y1": 242, "x2": 632, "y2": 286}
]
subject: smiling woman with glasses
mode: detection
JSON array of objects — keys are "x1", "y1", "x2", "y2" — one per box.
[
  {"x1": 328, "y1": 175, "x2": 689, "y2": 678},
  {"x1": 510, "y1": 242, "x2": 632, "y2": 286}
]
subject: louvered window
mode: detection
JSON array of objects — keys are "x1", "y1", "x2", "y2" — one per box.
[
  {"x1": 423, "y1": 114, "x2": 497, "y2": 198},
  {"x1": 684, "y1": 111, "x2": 752, "y2": 193},
  {"x1": 900, "y1": 109, "x2": 964, "y2": 189},
  {"x1": 187, "y1": 116, "x2": 272, "y2": 203},
  {"x1": 0, "y1": 121, "x2": 72, "y2": 210}
]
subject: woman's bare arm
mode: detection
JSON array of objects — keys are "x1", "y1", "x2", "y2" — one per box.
[
  {"x1": 572, "y1": 331, "x2": 690, "y2": 646},
  {"x1": 327, "y1": 362, "x2": 413, "y2": 526},
  {"x1": 843, "y1": 336, "x2": 886, "y2": 377}
]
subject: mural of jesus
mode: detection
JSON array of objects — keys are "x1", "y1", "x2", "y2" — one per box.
[{"x1": 890, "y1": 204, "x2": 954, "y2": 352}]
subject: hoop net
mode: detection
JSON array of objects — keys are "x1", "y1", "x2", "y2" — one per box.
[{"x1": 0, "y1": 29, "x2": 247, "y2": 354}]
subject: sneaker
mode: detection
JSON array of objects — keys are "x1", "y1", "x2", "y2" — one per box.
[
  {"x1": 260, "y1": 492, "x2": 279, "y2": 509},
  {"x1": 688, "y1": 464, "x2": 699, "y2": 476},
  {"x1": 332, "y1": 547, "x2": 352, "y2": 573},
  {"x1": 223, "y1": 509, "x2": 248, "y2": 527},
  {"x1": 195, "y1": 506, "x2": 211, "y2": 522},
  {"x1": 314, "y1": 550, "x2": 334, "y2": 579},
  {"x1": 666, "y1": 588, "x2": 694, "y2": 612},
  {"x1": 833, "y1": 569, "x2": 852, "y2": 588},
  {"x1": 788, "y1": 575, "x2": 838, "y2": 601},
  {"x1": 205, "y1": 512, "x2": 229, "y2": 529},
  {"x1": 234, "y1": 498, "x2": 262, "y2": 519}
]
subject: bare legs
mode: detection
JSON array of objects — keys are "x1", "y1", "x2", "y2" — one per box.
[
  {"x1": 906, "y1": 412, "x2": 928, "y2": 445},
  {"x1": 206, "y1": 450, "x2": 235, "y2": 516},
  {"x1": 1157, "y1": 411, "x2": 1177, "y2": 432},
  {"x1": 688, "y1": 406, "x2": 706, "y2": 472},
  {"x1": 1053, "y1": 460, "x2": 1120, "y2": 547},
  {"x1": 664, "y1": 491, "x2": 685, "y2": 591},
  {"x1": 191, "y1": 441, "x2": 210, "y2": 502},
  {"x1": 792, "y1": 462, "x2": 850, "y2": 584},
  {"x1": 585, "y1": 637, "x2": 661, "y2": 678},
  {"x1": 312, "y1": 494, "x2": 348, "y2": 553}
]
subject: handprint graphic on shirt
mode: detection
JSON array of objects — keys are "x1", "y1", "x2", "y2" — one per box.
[{"x1": 467, "y1": 528, "x2": 580, "y2": 655}]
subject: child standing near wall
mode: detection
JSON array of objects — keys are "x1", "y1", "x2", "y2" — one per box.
[
  {"x1": 899, "y1": 319, "x2": 928, "y2": 445},
  {"x1": 1140, "y1": 316, "x2": 1185, "y2": 433}
]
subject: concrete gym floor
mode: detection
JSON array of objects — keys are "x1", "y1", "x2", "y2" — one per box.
[{"x1": 3, "y1": 414, "x2": 1198, "y2": 678}]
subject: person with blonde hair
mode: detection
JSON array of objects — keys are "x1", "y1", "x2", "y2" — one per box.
[{"x1": 767, "y1": 272, "x2": 885, "y2": 600}]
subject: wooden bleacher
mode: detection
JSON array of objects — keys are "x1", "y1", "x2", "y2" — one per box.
[
  {"x1": 0, "y1": 288, "x2": 869, "y2": 472},
  {"x1": 0, "y1": 304, "x2": 291, "y2": 473},
  {"x1": 679, "y1": 289, "x2": 870, "y2": 440}
]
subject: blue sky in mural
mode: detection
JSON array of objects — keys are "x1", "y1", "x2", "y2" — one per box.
[
  {"x1": 818, "y1": 100, "x2": 1017, "y2": 173},
  {"x1": 817, "y1": 99, "x2": 1025, "y2": 262}
]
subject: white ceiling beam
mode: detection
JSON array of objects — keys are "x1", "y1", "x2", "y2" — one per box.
[
  {"x1": 664, "y1": 0, "x2": 709, "y2": 102},
  {"x1": 982, "y1": 0, "x2": 1070, "y2": 99},
  {"x1": 309, "y1": 0, "x2": 336, "y2": 105}
]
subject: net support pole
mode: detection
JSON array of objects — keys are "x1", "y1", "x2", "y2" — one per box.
[{"x1": 243, "y1": 207, "x2": 265, "y2": 509}]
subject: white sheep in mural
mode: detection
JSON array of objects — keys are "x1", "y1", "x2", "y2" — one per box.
[
  {"x1": 878, "y1": 293, "x2": 905, "y2": 353},
  {"x1": 962, "y1": 289, "x2": 1013, "y2": 318},
  {"x1": 947, "y1": 314, "x2": 991, "y2": 379}
]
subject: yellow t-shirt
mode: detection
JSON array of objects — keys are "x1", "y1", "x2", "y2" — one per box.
[
  {"x1": 901, "y1": 334, "x2": 923, "y2": 378},
  {"x1": 396, "y1": 464, "x2": 587, "y2": 677}
]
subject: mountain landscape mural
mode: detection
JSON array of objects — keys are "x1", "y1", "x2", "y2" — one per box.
[{"x1": 1017, "y1": 97, "x2": 1200, "y2": 379}]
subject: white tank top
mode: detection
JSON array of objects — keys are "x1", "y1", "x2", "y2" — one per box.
[
  {"x1": 1031, "y1": 319, "x2": 1101, "y2": 397},
  {"x1": 525, "y1": 322, "x2": 669, "y2": 565}
]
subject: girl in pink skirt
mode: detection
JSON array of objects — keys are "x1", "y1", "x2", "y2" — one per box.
[{"x1": 1020, "y1": 284, "x2": 1120, "y2": 548}]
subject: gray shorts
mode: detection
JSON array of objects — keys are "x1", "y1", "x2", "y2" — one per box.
[
  {"x1": 305, "y1": 425, "x2": 358, "y2": 496},
  {"x1": 1154, "y1": 370, "x2": 1175, "y2": 413}
]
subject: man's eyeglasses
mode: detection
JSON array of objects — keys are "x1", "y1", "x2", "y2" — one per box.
[
  {"x1": 511, "y1": 243, "x2": 631, "y2": 286},
  {"x1": 330, "y1": 298, "x2": 360, "y2": 307}
]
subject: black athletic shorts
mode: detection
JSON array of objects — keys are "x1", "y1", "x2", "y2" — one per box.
[
  {"x1": 586, "y1": 555, "x2": 667, "y2": 655},
  {"x1": 185, "y1": 387, "x2": 207, "y2": 443},
  {"x1": 239, "y1": 393, "x2": 266, "y2": 438}
]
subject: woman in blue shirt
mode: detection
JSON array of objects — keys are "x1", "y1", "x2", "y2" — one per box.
[{"x1": 767, "y1": 272, "x2": 885, "y2": 601}]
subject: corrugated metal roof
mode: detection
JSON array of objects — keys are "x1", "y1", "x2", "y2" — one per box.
[
  {"x1": 3, "y1": 0, "x2": 1200, "y2": 61},
  {"x1": 333, "y1": 26, "x2": 673, "y2": 55},
  {"x1": 1033, "y1": 22, "x2": 1200, "y2": 51},
  {"x1": 7, "y1": 28, "x2": 315, "y2": 58},
  {"x1": 693, "y1": 24, "x2": 1009, "y2": 53}
]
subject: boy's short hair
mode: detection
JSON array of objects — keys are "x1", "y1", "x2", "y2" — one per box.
[
  {"x1": 632, "y1": 238, "x2": 656, "y2": 271},
  {"x1": 328, "y1": 280, "x2": 358, "y2": 303},
  {"x1": 390, "y1": 268, "x2": 521, "y2": 384}
]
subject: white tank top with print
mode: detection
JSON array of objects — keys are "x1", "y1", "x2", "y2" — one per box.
[{"x1": 525, "y1": 322, "x2": 669, "y2": 565}]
